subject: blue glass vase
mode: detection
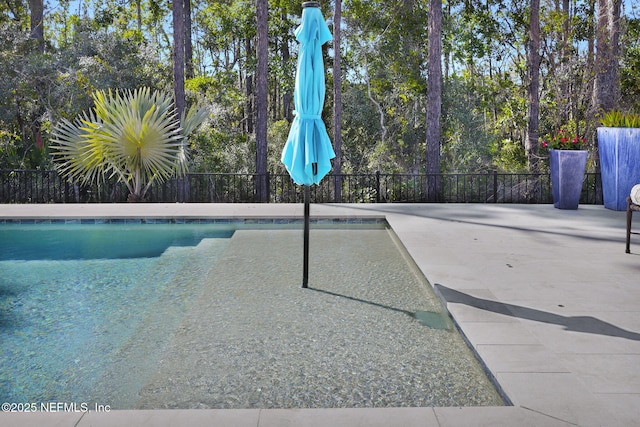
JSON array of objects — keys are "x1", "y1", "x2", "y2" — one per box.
[
  {"x1": 597, "y1": 127, "x2": 640, "y2": 211},
  {"x1": 549, "y1": 149, "x2": 588, "y2": 210}
]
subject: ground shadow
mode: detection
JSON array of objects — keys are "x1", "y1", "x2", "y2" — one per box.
[
  {"x1": 435, "y1": 284, "x2": 640, "y2": 341},
  {"x1": 308, "y1": 287, "x2": 451, "y2": 330}
]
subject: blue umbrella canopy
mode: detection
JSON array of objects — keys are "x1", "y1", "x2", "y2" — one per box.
[{"x1": 281, "y1": 4, "x2": 335, "y2": 186}]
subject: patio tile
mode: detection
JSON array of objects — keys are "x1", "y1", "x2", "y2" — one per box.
[
  {"x1": 524, "y1": 320, "x2": 640, "y2": 354},
  {"x1": 0, "y1": 412, "x2": 83, "y2": 427},
  {"x1": 258, "y1": 407, "x2": 438, "y2": 427},
  {"x1": 476, "y1": 344, "x2": 570, "y2": 374},
  {"x1": 455, "y1": 322, "x2": 542, "y2": 347},
  {"x1": 433, "y1": 406, "x2": 574, "y2": 427},
  {"x1": 557, "y1": 354, "x2": 640, "y2": 394},
  {"x1": 595, "y1": 393, "x2": 640, "y2": 427},
  {"x1": 436, "y1": 288, "x2": 520, "y2": 323},
  {"x1": 447, "y1": 303, "x2": 519, "y2": 323},
  {"x1": 495, "y1": 372, "x2": 622, "y2": 427},
  {"x1": 78, "y1": 409, "x2": 260, "y2": 427}
]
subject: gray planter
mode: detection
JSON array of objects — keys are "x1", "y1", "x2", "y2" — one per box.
[
  {"x1": 597, "y1": 127, "x2": 640, "y2": 211},
  {"x1": 549, "y1": 149, "x2": 588, "y2": 210}
]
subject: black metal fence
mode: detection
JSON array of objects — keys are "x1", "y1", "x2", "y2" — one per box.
[{"x1": 0, "y1": 169, "x2": 603, "y2": 204}]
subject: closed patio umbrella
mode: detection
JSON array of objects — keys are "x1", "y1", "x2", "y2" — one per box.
[{"x1": 281, "y1": 1, "x2": 335, "y2": 288}]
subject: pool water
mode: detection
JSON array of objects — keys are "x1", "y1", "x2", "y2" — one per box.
[
  {"x1": 0, "y1": 224, "x2": 232, "y2": 405},
  {"x1": 0, "y1": 223, "x2": 234, "y2": 260},
  {"x1": 0, "y1": 222, "x2": 504, "y2": 409}
]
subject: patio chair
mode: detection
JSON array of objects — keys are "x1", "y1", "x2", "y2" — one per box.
[{"x1": 626, "y1": 196, "x2": 640, "y2": 253}]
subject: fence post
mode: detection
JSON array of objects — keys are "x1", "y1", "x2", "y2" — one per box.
[
  {"x1": 375, "y1": 171, "x2": 381, "y2": 203},
  {"x1": 493, "y1": 169, "x2": 498, "y2": 203},
  {"x1": 266, "y1": 171, "x2": 270, "y2": 202}
]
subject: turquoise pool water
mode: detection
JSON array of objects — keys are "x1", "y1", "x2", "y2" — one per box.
[
  {"x1": 0, "y1": 220, "x2": 503, "y2": 409},
  {"x1": 0, "y1": 223, "x2": 234, "y2": 404},
  {"x1": 0, "y1": 223, "x2": 234, "y2": 260}
]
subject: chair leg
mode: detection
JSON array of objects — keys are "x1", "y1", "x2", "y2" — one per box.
[{"x1": 627, "y1": 198, "x2": 633, "y2": 254}]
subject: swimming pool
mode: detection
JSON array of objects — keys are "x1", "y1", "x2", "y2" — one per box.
[
  {"x1": 1, "y1": 223, "x2": 236, "y2": 406},
  {"x1": 0, "y1": 220, "x2": 504, "y2": 409}
]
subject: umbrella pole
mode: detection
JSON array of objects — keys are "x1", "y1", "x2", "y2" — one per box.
[{"x1": 303, "y1": 185, "x2": 310, "y2": 288}]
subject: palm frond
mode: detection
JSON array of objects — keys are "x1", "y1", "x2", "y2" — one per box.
[{"x1": 50, "y1": 87, "x2": 209, "y2": 200}]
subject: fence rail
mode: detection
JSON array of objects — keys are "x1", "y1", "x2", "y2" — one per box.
[{"x1": 0, "y1": 169, "x2": 603, "y2": 204}]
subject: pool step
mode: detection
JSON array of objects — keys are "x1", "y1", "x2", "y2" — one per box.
[{"x1": 88, "y1": 237, "x2": 231, "y2": 407}]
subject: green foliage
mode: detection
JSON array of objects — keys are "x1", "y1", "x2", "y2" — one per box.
[
  {"x1": 621, "y1": 17, "x2": 640, "y2": 110},
  {"x1": 0, "y1": 24, "x2": 55, "y2": 168},
  {"x1": 190, "y1": 124, "x2": 252, "y2": 173},
  {"x1": 490, "y1": 139, "x2": 528, "y2": 172},
  {"x1": 339, "y1": 84, "x2": 383, "y2": 173},
  {"x1": 51, "y1": 88, "x2": 207, "y2": 201},
  {"x1": 267, "y1": 119, "x2": 291, "y2": 174},
  {"x1": 0, "y1": 128, "x2": 22, "y2": 169},
  {"x1": 441, "y1": 75, "x2": 499, "y2": 172},
  {"x1": 600, "y1": 110, "x2": 640, "y2": 128},
  {"x1": 1, "y1": 0, "x2": 638, "y2": 178},
  {"x1": 0, "y1": 17, "x2": 168, "y2": 170}
]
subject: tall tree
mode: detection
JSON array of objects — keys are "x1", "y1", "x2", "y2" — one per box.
[
  {"x1": 593, "y1": 0, "x2": 622, "y2": 113},
  {"x1": 28, "y1": 0, "x2": 44, "y2": 52},
  {"x1": 246, "y1": 36, "x2": 254, "y2": 134},
  {"x1": 527, "y1": 0, "x2": 540, "y2": 172},
  {"x1": 27, "y1": 0, "x2": 45, "y2": 151},
  {"x1": 342, "y1": 0, "x2": 427, "y2": 173},
  {"x1": 333, "y1": 0, "x2": 343, "y2": 201},
  {"x1": 255, "y1": 0, "x2": 268, "y2": 202},
  {"x1": 172, "y1": 0, "x2": 187, "y2": 201},
  {"x1": 426, "y1": 0, "x2": 442, "y2": 200},
  {"x1": 172, "y1": 0, "x2": 186, "y2": 119},
  {"x1": 184, "y1": 0, "x2": 194, "y2": 80}
]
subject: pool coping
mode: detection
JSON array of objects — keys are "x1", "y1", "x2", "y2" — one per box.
[
  {"x1": 0, "y1": 215, "x2": 387, "y2": 225},
  {"x1": 0, "y1": 202, "x2": 634, "y2": 427}
]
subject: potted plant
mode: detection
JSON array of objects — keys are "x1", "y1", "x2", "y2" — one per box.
[
  {"x1": 542, "y1": 127, "x2": 588, "y2": 210},
  {"x1": 597, "y1": 111, "x2": 640, "y2": 211}
]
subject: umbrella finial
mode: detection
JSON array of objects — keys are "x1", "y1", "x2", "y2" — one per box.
[{"x1": 302, "y1": 1, "x2": 320, "y2": 8}]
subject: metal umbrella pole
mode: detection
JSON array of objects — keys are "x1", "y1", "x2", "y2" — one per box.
[{"x1": 303, "y1": 184, "x2": 310, "y2": 288}]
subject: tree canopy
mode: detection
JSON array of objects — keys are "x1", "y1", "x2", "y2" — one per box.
[{"x1": 1, "y1": 0, "x2": 638, "y2": 175}]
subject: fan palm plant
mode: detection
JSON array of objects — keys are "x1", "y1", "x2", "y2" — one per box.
[{"x1": 51, "y1": 87, "x2": 207, "y2": 201}]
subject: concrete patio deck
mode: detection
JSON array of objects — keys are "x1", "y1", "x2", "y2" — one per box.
[{"x1": 1, "y1": 203, "x2": 638, "y2": 426}]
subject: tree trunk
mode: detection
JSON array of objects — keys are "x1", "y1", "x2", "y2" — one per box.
[
  {"x1": 184, "y1": 0, "x2": 194, "y2": 80},
  {"x1": 246, "y1": 38, "x2": 254, "y2": 134},
  {"x1": 135, "y1": 0, "x2": 142, "y2": 33},
  {"x1": 586, "y1": 0, "x2": 595, "y2": 74},
  {"x1": 527, "y1": 0, "x2": 541, "y2": 173},
  {"x1": 594, "y1": 0, "x2": 622, "y2": 113},
  {"x1": 27, "y1": 0, "x2": 45, "y2": 156},
  {"x1": 425, "y1": 0, "x2": 442, "y2": 201},
  {"x1": 172, "y1": 0, "x2": 187, "y2": 202},
  {"x1": 333, "y1": 0, "x2": 343, "y2": 202},
  {"x1": 172, "y1": 0, "x2": 186, "y2": 119},
  {"x1": 255, "y1": 0, "x2": 269, "y2": 202},
  {"x1": 28, "y1": 0, "x2": 44, "y2": 53}
]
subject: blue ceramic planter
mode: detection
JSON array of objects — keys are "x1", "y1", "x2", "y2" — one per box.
[
  {"x1": 549, "y1": 149, "x2": 588, "y2": 210},
  {"x1": 597, "y1": 127, "x2": 640, "y2": 211}
]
